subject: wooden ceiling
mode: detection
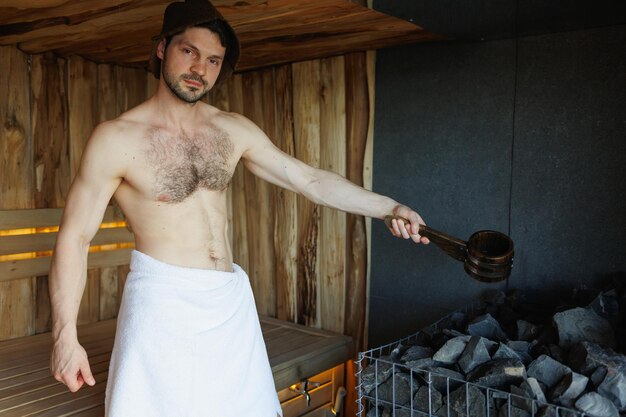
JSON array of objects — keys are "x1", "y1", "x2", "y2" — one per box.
[{"x1": 0, "y1": 0, "x2": 444, "y2": 72}]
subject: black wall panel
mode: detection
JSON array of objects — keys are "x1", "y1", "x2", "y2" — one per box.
[
  {"x1": 369, "y1": 22, "x2": 626, "y2": 347},
  {"x1": 370, "y1": 39, "x2": 515, "y2": 347},
  {"x1": 509, "y1": 26, "x2": 626, "y2": 298}
]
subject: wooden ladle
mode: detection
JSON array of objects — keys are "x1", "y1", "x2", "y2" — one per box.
[{"x1": 384, "y1": 216, "x2": 514, "y2": 283}]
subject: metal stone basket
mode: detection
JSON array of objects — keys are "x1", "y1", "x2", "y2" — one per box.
[{"x1": 356, "y1": 304, "x2": 588, "y2": 417}]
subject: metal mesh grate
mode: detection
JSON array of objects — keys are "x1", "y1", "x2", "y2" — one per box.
[{"x1": 356, "y1": 304, "x2": 587, "y2": 417}]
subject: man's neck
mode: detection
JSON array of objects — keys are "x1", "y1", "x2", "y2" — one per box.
[{"x1": 151, "y1": 81, "x2": 207, "y2": 129}]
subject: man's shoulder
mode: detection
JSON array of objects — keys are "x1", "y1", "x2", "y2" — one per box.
[
  {"x1": 95, "y1": 101, "x2": 155, "y2": 139},
  {"x1": 90, "y1": 118, "x2": 142, "y2": 143},
  {"x1": 207, "y1": 106, "x2": 261, "y2": 137}
]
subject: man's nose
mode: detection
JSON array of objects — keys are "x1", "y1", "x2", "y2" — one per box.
[{"x1": 190, "y1": 60, "x2": 206, "y2": 76}]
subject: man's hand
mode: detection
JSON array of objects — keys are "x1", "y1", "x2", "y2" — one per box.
[
  {"x1": 50, "y1": 337, "x2": 96, "y2": 392},
  {"x1": 386, "y1": 205, "x2": 430, "y2": 245}
]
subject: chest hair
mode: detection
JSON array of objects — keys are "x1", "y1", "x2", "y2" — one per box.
[{"x1": 145, "y1": 126, "x2": 235, "y2": 203}]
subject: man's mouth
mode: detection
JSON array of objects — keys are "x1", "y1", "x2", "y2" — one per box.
[{"x1": 184, "y1": 79, "x2": 203, "y2": 88}]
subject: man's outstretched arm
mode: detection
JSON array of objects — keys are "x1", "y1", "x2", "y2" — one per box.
[
  {"x1": 237, "y1": 115, "x2": 428, "y2": 244},
  {"x1": 49, "y1": 123, "x2": 125, "y2": 392}
]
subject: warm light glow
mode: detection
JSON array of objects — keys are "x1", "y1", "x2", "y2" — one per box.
[
  {"x1": 0, "y1": 228, "x2": 37, "y2": 236},
  {"x1": 0, "y1": 222, "x2": 132, "y2": 262},
  {"x1": 0, "y1": 252, "x2": 40, "y2": 262},
  {"x1": 100, "y1": 222, "x2": 127, "y2": 229},
  {"x1": 0, "y1": 222, "x2": 127, "y2": 236},
  {"x1": 88, "y1": 242, "x2": 135, "y2": 253}
]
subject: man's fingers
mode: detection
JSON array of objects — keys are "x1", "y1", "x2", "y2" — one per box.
[
  {"x1": 62, "y1": 371, "x2": 82, "y2": 392},
  {"x1": 80, "y1": 361, "x2": 96, "y2": 386},
  {"x1": 399, "y1": 223, "x2": 410, "y2": 239},
  {"x1": 391, "y1": 219, "x2": 401, "y2": 237}
]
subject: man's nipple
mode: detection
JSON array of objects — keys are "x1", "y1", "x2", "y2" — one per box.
[{"x1": 157, "y1": 193, "x2": 171, "y2": 202}]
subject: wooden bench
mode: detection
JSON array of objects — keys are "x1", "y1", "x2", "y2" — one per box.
[
  {"x1": 0, "y1": 316, "x2": 352, "y2": 417},
  {"x1": 0, "y1": 208, "x2": 353, "y2": 416}
]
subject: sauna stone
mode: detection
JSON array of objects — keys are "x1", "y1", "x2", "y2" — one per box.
[
  {"x1": 598, "y1": 370, "x2": 626, "y2": 411},
  {"x1": 466, "y1": 313, "x2": 509, "y2": 342},
  {"x1": 553, "y1": 307, "x2": 615, "y2": 348},
  {"x1": 519, "y1": 377, "x2": 548, "y2": 405},
  {"x1": 458, "y1": 336, "x2": 492, "y2": 374},
  {"x1": 506, "y1": 340, "x2": 534, "y2": 364},
  {"x1": 569, "y1": 341, "x2": 626, "y2": 376},
  {"x1": 413, "y1": 384, "x2": 444, "y2": 415},
  {"x1": 591, "y1": 366, "x2": 609, "y2": 388},
  {"x1": 575, "y1": 392, "x2": 620, "y2": 417},
  {"x1": 446, "y1": 384, "x2": 487, "y2": 417},
  {"x1": 498, "y1": 405, "x2": 531, "y2": 417},
  {"x1": 432, "y1": 336, "x2": 468, "y2": 364},
  {"x1": 510, "y1": 385, "x2": 537, "y2": 412},
  {"x1": 588, "y1": 290, "x2": 620, "y2": 321},
  {"x1": 421, "y1": 366, "x2": 465, "y2": 392},
  {"x1": 493, "y1": 342, "x2": 525, "y2": 363},
  {"x1": 517, "y1": 319, "x2": 542, "y2": 341},
  {"x1": 401, "y1": 345, "x2": 433, "y2": 363},
  {"x1": 467, "y1": 358, "x2": 526, "y2": 389},
  {"x1": 527, "y1": 354, "x2": 571, "y2": 388},
  {"x1": 405, "y1": 357, "x2": 444, "y2": 372},
  {"x1": 362, "y1": 356, "x2": 394, "y2": 394},
  {"x1": 549, "y1": 372, "x2": 589, "y2": 407},
  {"x1": 376, "y1": 372, "x2": 419, "y2": 407}
]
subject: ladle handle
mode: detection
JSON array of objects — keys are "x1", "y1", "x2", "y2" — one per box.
[{"x1": 384, "y1": 216, "x2": 467, "y2": 262}]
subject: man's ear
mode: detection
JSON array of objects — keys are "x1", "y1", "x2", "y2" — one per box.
[{"x1": 156, "y1": 38, "x2": 166, "y2": 60}]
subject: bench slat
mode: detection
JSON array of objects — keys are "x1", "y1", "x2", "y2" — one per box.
[
  {"x1": 0, "y1": 249, "x2": 133, "y2": 282},
  {"x1": 0, "y1": 207, "x2": 123, "y2": 230},
  {"x1": 0, "y1": 228, "x2": 134, "y2": 256},
  {"x1": 0, "y1": 317, "x2": 351, "y2": 417}
]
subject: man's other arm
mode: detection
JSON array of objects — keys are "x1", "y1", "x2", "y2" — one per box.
[
  {"x1": 49, "y1": 122, "x2": 125, "y2": 392},
  {"x1": 237, "y1": 115, "x2": 428, "y2": 243}
]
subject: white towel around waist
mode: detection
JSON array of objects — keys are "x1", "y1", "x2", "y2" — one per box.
[{"x1": 105, "y1": 250, "x2": 282, "y2": 417}]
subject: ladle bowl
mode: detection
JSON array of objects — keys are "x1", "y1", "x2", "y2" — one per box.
[{"x1": 384, "y1": 216, "x2": 514, "y2": 283}]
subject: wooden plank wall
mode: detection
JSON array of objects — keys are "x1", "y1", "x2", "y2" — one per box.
[
  {"x1": 0, "y1": 44, "x2": 375, "y2": 354},
  {"x1": 0, "y1": 46, "x2": 148, "y2": 341}
]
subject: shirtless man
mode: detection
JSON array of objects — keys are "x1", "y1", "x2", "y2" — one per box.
[{"x1": 48, "y1": 0, "x2": 428, "y2": 415}]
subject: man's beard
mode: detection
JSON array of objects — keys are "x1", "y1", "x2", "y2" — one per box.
[{"x1": 162, "y1": 56, "x2": 210, "y2": 104}]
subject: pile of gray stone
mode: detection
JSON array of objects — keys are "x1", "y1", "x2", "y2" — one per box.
[{"x1": 362, "y1": 279, "x2": 626, "y2": 417}]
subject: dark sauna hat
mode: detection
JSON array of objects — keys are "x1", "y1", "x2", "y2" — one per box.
[{"x1": 148, "y1": 0, "x2": 240, "y2": 85}]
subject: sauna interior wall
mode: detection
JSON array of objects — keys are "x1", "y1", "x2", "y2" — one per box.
[
  {"x1": 0, "y1": 45, "x2": 374, "y2": 350},
  {"x1": 369, "y1": 4, "x2": 626, "y2": 346}
]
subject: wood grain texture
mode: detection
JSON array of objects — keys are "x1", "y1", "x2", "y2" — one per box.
[
  {"x1": 0, "y1": 206, "x2": 125, "y2": 230},
  {"x1": 29, "y1": 52, "x2": 69, "y2": 333},
  {"x1": 273, "y1": 64, "x2": 298, "y2": 323},
  {"x1": 344, "y1": 52, "x2": 369, "y2": 352},
  {"x1": 319, "y1": 56, "x2": 346, "y2": 334},
  {"x1": 363, "y1": 49, "x2": 376, "y2": 348},
  {"x1": 68, "y1": 55, "x2": 97, "y2": 177},
  {"x1": 0, "y1": 46, "x2": 35, "y2": 340},
  {"x1": 0, "y1": 249, "x2": 133, "y2": 283},
  {"x1": 0, "y1": 0, "x2": 443, "y2": 72},
  {"x1": 292, "y1": 60, "x2": 321, "y2": 327},
  {"x1": 31, "y1": 52, "x2": 69, "y2": 209},
  {"x1": 115, "y1": 66, "x2": 146, "y2": 115},
  {"x1": 226, "y1": 74, "x2": 250, "y2": 273},
  {"x1": 97, "y1": 64, "x2": 117, "y2": 123},
  {"x1": 68, "y1": 55, "x2": 100, "y2": 329},
  {"x1": 241, "y1": 70, "x2": 276, "y2": 316},
  {"x1": 0, "y1": 315, "x2": 350, "y2": 416}
]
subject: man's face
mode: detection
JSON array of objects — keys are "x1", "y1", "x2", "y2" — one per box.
[{"x1": 158, "y1": 27, "x2": 226, "y2": 104}]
